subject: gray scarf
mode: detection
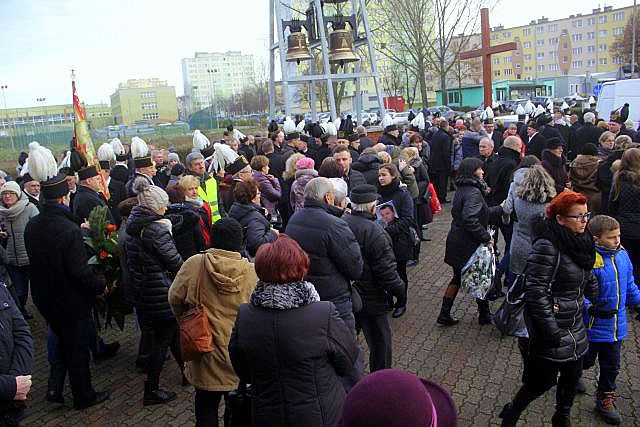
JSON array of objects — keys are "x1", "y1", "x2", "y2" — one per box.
[
  {"x1": 250, "y1": 281, "x2": 320, "y2": 310},
  {"x1": 0, "y1": 199, "x2": 29, "y2": 220}
]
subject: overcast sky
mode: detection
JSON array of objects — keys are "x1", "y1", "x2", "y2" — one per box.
[{"x1": 0, "y1": 0, "x2": 634, "y2": 108}]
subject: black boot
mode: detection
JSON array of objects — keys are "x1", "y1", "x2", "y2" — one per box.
[
  {"x1": 143, "y1": 381, "x2": 177, "y2": 406},
  {"x1": 499, "y1": 387, "x2": 539, "y2": 426},
  {"x1": 477, "y1": 299, "x2": 492, "y2": 325},
  {"x1": 551, "y1": 406, "x2": 572, "y2": 427},
  {"x1": 437, "y1": 297, "x2": 459, "y2": 326}
]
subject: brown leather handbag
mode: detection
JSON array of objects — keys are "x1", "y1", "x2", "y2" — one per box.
[{"x1": 178, "y1": 254, "x2": 215, "y2": 361}]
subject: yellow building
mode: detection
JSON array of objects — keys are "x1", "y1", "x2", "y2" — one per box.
[
  {"x1": 0, "y1": 102, "x2": 112, "y2": 130},
  {"x1": 110, "y1": 78, "x2": 178, "y2": 126}
]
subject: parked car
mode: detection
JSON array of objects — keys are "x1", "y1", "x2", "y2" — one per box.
[{"x1": 426, "y1": 105, "x2": 464, "y2": 120}]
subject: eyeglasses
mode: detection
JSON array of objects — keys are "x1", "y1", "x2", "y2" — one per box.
[{"x1": 563, "y1": 212, "x2": 591, "y2": 222}]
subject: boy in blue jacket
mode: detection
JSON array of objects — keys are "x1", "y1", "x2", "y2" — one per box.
[{"x1": 582, "y1": 215, "x2": 640, "y2": 425}]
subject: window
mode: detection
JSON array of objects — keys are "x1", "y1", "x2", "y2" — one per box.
[
  {"x1": 536, "y1": 26, "x2": 544, "y2": 34},
  {"x1": 613, "y1": 56, "x2": 624, "y2": 64},
  {"x1": 525, "y1": 66, "x2": 533, "y2": 72},
  {"x1": 587, "y1": 17, "x2": 596, "y2": 26},
  {"x1": 572, "y1": 47, "x2": 583, "y2": 55},
  {"x1": 572, "y1": 60, "x2": 583, "y2": 68},
  {"x1": 599, "y1": 15, "x2": 607, "y2": 24},
  {"x1": 563, "y1": 56, "x2": 568, "y2": 63},
  {"x1": 493, "y1": 57, "x2": 500, "y2": 65},
  {"x1": 599, "y1": 57, "x2": 608, "y2": 65},
  {"x1": 548, "y1": 24, "x2": 558, "y2": 32},
  {"x1": 141, "y1": 103, "x2": 157, "y2": 110},
  {"x1": 515, "y1": 63, "x2": 521, "y2": 68},
  {"x1": 537, "y1": 39, "x2": 544, "y2": 47},
  {"x1": 523, "y1": 28, "x2": 531, "y2": 36},
  {"x1": 572, "y1": 19, "x2": 583, "y2": 28},
  {"x1": 612, "y1": 41, "x2": 624, "y2": 49},
  {"x1": 140, "y1": 91, "x2": 156, "y2": 99},
  {"x1": 587, "y1": 59, "x2": 596, "y2": 67},
  {"x1": 548, "y1": 37, "x2": 559, "y2": 45},
  {"x1": 503, "y1": 31, "x2": 511, "y2": 38},
  {"x1": 447, "y1": 91, "x2": 460, "y2": 104},
  {"x1": 537, "y1": 52, "x2": 545, "y2": 60},
  {"x1": 550, "y1": 51, "x2": 558, "y2": 59},
  {"x1": 613, "y1": 27, "x2": 624, "y2": 36},
  {"x1": 587, "y1": 32, "x2": 595, "y2": 40},
  {"x1": 504, "y1": 68, "x2": 513, "y2": 76},
  {"x1": 523, "y1": 41, "x2": 532, "y2": 49},
  {"x1": 599, "y1": 44, "x2": 607, "y2": 52},
  {"x1": 142, "y1": 113, "x2": 159, "y2": 120},
  {"x1": 524, "y1": 54, "x2": 532, "y2": 61},
  {"x1": 572, "y1": 33, "x2": 583, "y2": 42},
  {"x1": 537, "y1": 64, "x2": 545, "y2": 72},
  {"x1": 504, "y1": 57, "x2": 511, "y2": 64},
  {"x1": 599, "y1": 30, "x2": 608, "y2": 38},
  {"x1": 549, "y1": 64, "x2": 559, "y2": 71},
  {"x1": 494, "y1": 70, "x2": 501, "y2": 77},
  {"x1": 613, "y1": 12, "x2": 624, "y2": 21},
  {"x1": 587, "y1": 45, "x2": 596, "y2": 53},
  {"x1": 491, "y1": 34, "x2": 498, "y2": 41}
]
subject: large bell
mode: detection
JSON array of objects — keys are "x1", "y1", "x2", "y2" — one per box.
[
  {"x1": 328, "y1": 28, "x2": 359, "y2": 64},
  {"x1": 286, "y1": 31, "x2": 313, "y2": 64}
]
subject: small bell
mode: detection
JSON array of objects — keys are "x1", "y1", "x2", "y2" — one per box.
[
  {"x1": 286, "y1": 31, "x2": 313, "y2": 64},
  {"x1": 328, "y1": 28, "x2": 359, "y2": 66}
]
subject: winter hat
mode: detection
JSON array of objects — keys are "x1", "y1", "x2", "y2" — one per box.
[
  {"x1": 170, "y1": 163, "x2": 185, "y2": 177},
  {"x1": 168, "y1": 152, "x2": 180, "y2": 163},
  {"x1": 350, "y1": 184, "x2": 379, "y2": 204},
  {"x1": 134, "y1": 177, "x2": 168, "y2": 213},
  {"x1": 210, "y1": 217, "x2": 243, "y2": 252},
  {"x1": 581, "y1": 143, "x2": 599, "y2": 156},
  {"x1": 295, "y1": 157, "x2": 315, "y2": 170},
  {"x1": 336, "y1": 369, "x2": 457, "y2": 427},
  {"x1": 546, "y1": 137, "x2": 564, "y2": 150},
  {"x1": 0, "y1": 181, "x2": 21, "y2": 197}
]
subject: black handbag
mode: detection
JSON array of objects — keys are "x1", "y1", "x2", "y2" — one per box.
[{"x1": 227, "y1": 383, "x2": 253, "y2": 427}]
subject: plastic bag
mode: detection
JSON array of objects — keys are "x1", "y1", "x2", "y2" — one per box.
[
  {"x1": 461, "y1": 243, "x2": 496, "y2": 300},
  {"x1": 427, "y1": 183, "x2": 441, "y2": 215},
  {"x1": 493, "y1": 274, "x2": 528, "y2": 338}
]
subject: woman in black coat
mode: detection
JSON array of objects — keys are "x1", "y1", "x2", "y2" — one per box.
[
  {"x1": 500, "y1": 191, "x2": 598, "y2": 426},
  {"x1": 228, "y1": 179, "x2": 278, "y2": 258},
  {"x1": 164, "y1": 185, "x2": 205, "y2": 261},
  {"x1": 541, "y1": 138, "x2": 570, "y2": 195},
  {"x1": 439, "y1": 158, "x2": 502, "y2": 326},
  {"x1": 125, "y1": 178, "x2": 184, "y2": 405},
  {"x1": 377, "y1": 164, "x2": 415, "y2": 306},
  {"x1": 229, "y1": 236, "x2": 358, "y2": 427}
]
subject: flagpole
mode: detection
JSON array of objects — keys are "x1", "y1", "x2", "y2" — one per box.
[{"x1": 71, "y1": 69, "x2": 77, "y2": 142}]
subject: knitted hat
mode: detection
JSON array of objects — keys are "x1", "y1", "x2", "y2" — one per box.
[
  {"x1": 295, "y1": 157, "x2": 315, "y2": 170},
  {"x1": 170, "y1": 163, "x2": 185, "y2": 177},
  {"x1": 581, "y1": 143, "x2": 599, "y2": 156},
  {"x1": 168, "y1": 152, "x2": 180, "y2": 163},
  {"x1": 350, "y1": 184, "x2": 379, "y2": 204},
  {"x1": 134, "y1": 177, "x2": 168, "y2": 213},
  {"x1": 0, "y1": 181, "x2": 21, "y2": 197},
  {"x1": 210, "y1": 217, "x2": 243, "y2": 252}
]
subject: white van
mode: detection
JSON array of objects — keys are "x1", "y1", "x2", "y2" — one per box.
[{"x1": 596, "y1": 79, "x2": 640, "y2": 128}]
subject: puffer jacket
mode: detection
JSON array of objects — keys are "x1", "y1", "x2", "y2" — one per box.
[
  {"x1": 524, "y1": 236, "x2": 599, "y2": 363},
  {"x1": 583, "y1": 245, "x2": 640, "y2": 342},
  {"x1": 0, "y1": 285, "x2": 32, "y2": 402},
  {"x1": 410, "y1": 157, "x2": 430, "y2": 205},
  {"x1": 444, "y1": 176, "x2": 501, "y2": 271},
  {"x1": 378, "y1": 179, "x2": 415, "y2": 262},
  {"x1": 290, "y1": 169, "x2": 318, "y2": 212},
  {"x1": 125, "y1": 206, "x2": 183, "y2": 322},
  {"x1": 165, "y1": 203, "x2": 205, "y2": 261},
  {"x1": 0, "y1": 199, "x2": 38, "y2": 266},
  {"x1": 228, "y1": 202, "x2": 277, "y2": 258},
  {"x1": 569, "y1": 154, "x2": 601, "y2": 214},
  {"x1": 609, "y1": 173, "x2": 640, "y2": 241},
  {"x1": 597, "y1": 150, "x2": 623, "y2": 214},
  {"x1": 352, "y1": 154, "x2": 383, "y2": 186},
  {"x1": 252, "y1": 170, "x2": 281, "y2": 215},
  {"x1": 342, "y1": 211, "x2": 404, "y2": 315}
]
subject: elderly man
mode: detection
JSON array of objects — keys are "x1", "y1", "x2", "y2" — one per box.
[
  {"x1": 342, "y1": 184, "x2": 406, "y2": 372},
  {"x1": 186, "y1": 151, "x2": 222, "y2": 223},
  {"x1": 609, "y1": 112, "x2": 637, "y2": 142},
  {"x1": 461, "y1": 118, "x2": 487, "y2": 159},
  {"x1": 575, "y1": 111, "x2": 605, "y2": 157},
  {"x1": 72, "y1": 164, "x2": 115, "y2": 224},
  {"x1": 357, "y1": 125, "x2": 374, "y2": 151},
  {"x1": 21, "y1": 175, "x2": 40, "y2": 209}
]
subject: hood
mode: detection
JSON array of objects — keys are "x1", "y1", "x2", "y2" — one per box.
[
  {"x1": 352, "y1": 154, "x2": 381, "y2": 171},
  {"x1": 203, "y1": 249, "x2": 249, "y2": 295},
  {"x1": 512, "y1": 167, "x2": 528, "y2": 188},
  {"x1": 595, "y1": 244, "x2": 621, "y2": 258},
  {"x1": 569, "y1": 155, "x2": 599, "y2": 183},
  {"x1": 126, "y1": 205, "x2": 164, "y2": 236},
  {"x1": 166, "y1": 203, "x2": 200, "y2": 228},
  {"x1": 295, "y1": 168, "x2": 318, "y2": 180}
]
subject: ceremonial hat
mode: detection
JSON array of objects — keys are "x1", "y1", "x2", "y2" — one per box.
[
  {"x1": 77, "y1": 164, "x2": 99, "y2": 181},
  {"x1": 193, "y1": 130, "x2": 215, "y2": 158},
  {"x1": 285, "y1": 132, "x2": 301, "y2": 141},
  {"x1": 610, "y1": 103, "x2": 629, "y2": 124},
  {"x1": 516, "y1": 104, "x2": 526, "y2": 120},
  {"x1": 350, "y1": 184, "x2": 379, "y2": 204},
  {"x1": 381, "y1": 114, "x2": 393, "y2": 129},
  {"x1": 57, "y1": 151, "x2": 75, "y2": 177},
  {"x1": 27, "y1": 142, "x2": 69, "y2": 200},
  {"x1": 97, "y1": 143, "x2": 115, "y2": 170},
  {"x1": 131, "y1": 137, "x2": 153, "y2": 168},
  {"x1": 347, "y1": 133, "x2": 360, "y2": 143},
  {"x1": 110, "y1": 138, "x2": 128, "y2": 162},
  {"x1": 410, "y1": 112, "x2": 426, "y2": 131},
  {"x1": 226, "y1": 155, "x2": 250, "y2": 176},
  {"x1": 384, "y1": 124, "x2": 398, "y2": 133},
  {"x1": 481, "y1": 107, "x2": 494, "y2": 125}
]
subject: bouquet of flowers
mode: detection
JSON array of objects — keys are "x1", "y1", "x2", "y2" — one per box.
[
  {"x1": 461, "y1": 242, "x2": 496, "y2": 300},
  {"x1": 84, "y1": 206, "x2": 129, "y2": 330}
]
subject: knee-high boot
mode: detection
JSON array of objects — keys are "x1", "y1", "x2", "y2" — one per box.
[{"x1": 437, "y1": 283, "x2": 459, "y2": 326}]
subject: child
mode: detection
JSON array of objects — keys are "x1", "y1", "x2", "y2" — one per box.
[{"x1": 582, "y1": 215, "x2": 640, "y2": 425}]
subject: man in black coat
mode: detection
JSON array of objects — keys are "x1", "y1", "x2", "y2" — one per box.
[
  {"x1": 72, "y1": 165, "x2": 115, "y2": 224},
  {"x1": 525, "y1": 120, "x2": 547, "y2": 160},
  {"x1": 357, "y1": 126, "x2": 374, "y2": 151},
  {"x1": 333, "y1": 145, "x2": 367, "y2": 196},
  {"x1": 428, "y1": 121, "x2": 453, "y2": 203},
  {"x1": 343, "y1": 185, "x2": 405, "y2": 372},
  {"x1": 25, "y1": 178, "x2": 109, "y2": 409},
  {"x1": 352, "y1": 151, "x2": 383, "y2": 186},
  {"x1": 484, "y1": 120, "x2": 504, "y2": 149},
  {"x1": 378, "y1": 125, "x2": 402, "y2": 146},
  {"x1": 574, "y1": 112, "x2": 604, "y2": 158}
]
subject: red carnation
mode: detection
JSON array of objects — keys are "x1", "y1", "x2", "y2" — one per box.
[
  {"x1": 98, "y1": 250, "x2": 109, "y2": 260},
  {"x1": 105, "y1": 224, "x2": 117, "y2": 233}
]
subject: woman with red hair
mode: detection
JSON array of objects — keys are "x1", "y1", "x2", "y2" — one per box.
[
  {"x1": 500, "y1": 191, "x2": 599, "y2": 426},
  {"x1": 229, "y1": 235, "x2": 359, "y2": 427}
]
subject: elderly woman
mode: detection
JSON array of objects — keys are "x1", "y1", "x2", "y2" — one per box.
[
  {"x1": 229, "y1": 235, "x2": 359, "y2": 427},
  {"x1": 169, "y1": 218, "x2": 257, "y2": 427},
  {"x1": 0, "y1": 182, "x2": 39, "y2": 318},
  {"x1": 598, "y1": 131, "x2": 616, "y2": 160},
  {"x1": 569, "y1": 143, "x2": 602, "y2": 214},
  {"x1": 500, "y1": 192, "x2": 598, "y2": 426},
  {"x1": 228, "y1": 179, "x2": 278, "y2": 258},
  {"x1": 250, "y1": 155, "x2": 281, "y2": 217},
  {"x1": 178, "y1": 175, "x2": 212, "y2": 247}
]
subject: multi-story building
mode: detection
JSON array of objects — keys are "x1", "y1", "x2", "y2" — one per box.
[
  {"x1": 181, "y1": 51, "x2": 255, "y2": 116},
  {"x1": 0, "y1": 102, "x2": 112, "y2": 130},
  {"x1": 110, "y1": 78, "x2": 178, "y2": 126}
]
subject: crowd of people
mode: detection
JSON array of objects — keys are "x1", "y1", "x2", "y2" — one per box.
[{"x1": 0, "y1": 100, "x2": 638, "y2": 426}]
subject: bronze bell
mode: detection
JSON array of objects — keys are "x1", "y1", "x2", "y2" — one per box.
[
  {"x1": 286, "y1": 31, "x2": 313, "y2": 64},
  {"x1": 328, "y1": 28, "x2": 359, "y2": 65}
]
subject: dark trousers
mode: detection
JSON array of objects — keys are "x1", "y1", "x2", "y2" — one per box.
[
  {"x1": 194, "y1": 388, "x2": 229, "y2": 427},
  {"x1": 5, "y1": 265, "x2": 29, "y2": 313},
  {"x1": 143, "y1": 319, "x2": 183, "y2": 387},
  {"x1": 47, "y1": 327, "x2": 66, "y2": 395},
  {"x1": 397, "y1": 260, "x2": 408, "y2": 300},
  {"x1": 622, "y1": 237, "x2": 640, "y2": 283},
  {"x1": 356, "y1": 313, "x2": 392, "y2": 372},
  {"x1": 583, "y1": 341, "x2": 621, "y2": 392},
  {"x1": 431, "y1": 170, "x2": 449, "y2": 202},
  {"x1": 48, "y1": 318, "x2": 96, "y2": 407},
  {"x1": 333, "y1": 299, "x2": 364, "y2": 391},
  {"x1": 521, "y1": 355, "x2": 582, "y2": 409}
]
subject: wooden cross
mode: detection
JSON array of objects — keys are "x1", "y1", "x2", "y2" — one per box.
[{"x1": 459, "y1": 8, "x2": 517, "y2": 110}]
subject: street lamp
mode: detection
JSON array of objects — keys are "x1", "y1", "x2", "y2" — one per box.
[
  {"x1": 207, "y1": 68, "x2": 218, "y2": 129},
  {"x1": 0, "y1": 85, "x2": 15, "y2": 150}
]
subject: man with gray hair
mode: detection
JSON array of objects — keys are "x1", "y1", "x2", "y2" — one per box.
[
  {"x1": 575, "y1": 111, "x2": 605, "y2": 159},
  {"x1": 356, "y1": 125, "x2": 374, "y2": 151},
  {"x1": 186, "y1": 151, "x2": 223, "y2": 223},
  {"x1": 342, "y1": 184, "x2": 406, "y2": 372},
  {"x1": 285, "y1": 176, "x2": 364, "y2": 386}
]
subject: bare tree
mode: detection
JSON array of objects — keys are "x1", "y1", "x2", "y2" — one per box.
[{"x1": 610, "y1": 18, "x2": 640, "y2": 66}]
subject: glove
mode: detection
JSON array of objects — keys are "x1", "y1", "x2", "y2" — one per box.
[{"x1": 587, "y1": 305, "x2": 617, "y2": 319}]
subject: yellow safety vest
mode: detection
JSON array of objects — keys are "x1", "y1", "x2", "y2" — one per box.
[{"x1": 197, "y1": 176, "x2": 222, "y2": 224}]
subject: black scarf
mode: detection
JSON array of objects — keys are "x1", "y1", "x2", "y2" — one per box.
[
  {"x1": 377, "y1": 178, "x2": 401, "y2": 199},
  {"x1": 544, "y1": 219, "x2": 595, "y2": 270},
  {"x1": 454, "y1": 175, "x2": 489, "y2": 195}
]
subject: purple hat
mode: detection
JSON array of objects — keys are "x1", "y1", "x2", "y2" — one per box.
[
  {"x1": 295, "y1": 157, "x2": 315, "y2": 170},
  {"x1": 337, "y1": 369, "x2": 457, "y2": 427}
]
